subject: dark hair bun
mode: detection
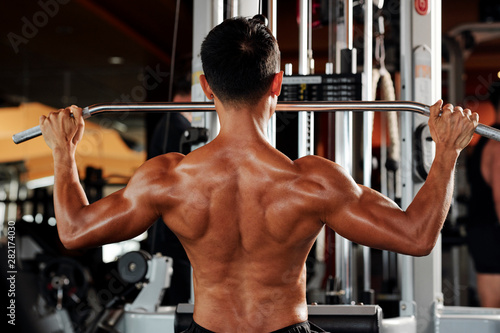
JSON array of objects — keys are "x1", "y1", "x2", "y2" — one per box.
[{"x1": 251, "y1": 14, "x2": 268, "y2": 27}]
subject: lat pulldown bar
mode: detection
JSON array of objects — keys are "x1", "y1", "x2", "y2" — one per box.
[{"x1": 12, "y1": 100, "x2": 500, "y2": 144}]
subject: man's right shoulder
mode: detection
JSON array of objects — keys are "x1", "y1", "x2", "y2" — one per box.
[
  {"x1": 140, "y1": 153, "x2": 185, "y2": 177},
  {"x1": 149, "y1": 152, "x2": 185, "y2": 164}
]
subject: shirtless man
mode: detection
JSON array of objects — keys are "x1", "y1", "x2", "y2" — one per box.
[{"x1": 39, "y1": 16, "x2": 478, "y2": 333}]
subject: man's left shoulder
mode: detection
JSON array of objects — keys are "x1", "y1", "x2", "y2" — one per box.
[
  {"x1": 295, "y1": 154, "x2": 326, "y2": 165},
  {"x1": 294, "y1": 155, "x2": 339, "y2": 172}
]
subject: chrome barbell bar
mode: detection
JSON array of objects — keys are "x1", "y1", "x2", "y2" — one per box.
[{"x1": 12, "y1": 101, "x2": 500, "y2": 144}]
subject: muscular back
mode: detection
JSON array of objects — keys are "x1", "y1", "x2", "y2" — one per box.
[{"x1": 157, "y1": 138, "x2": 325, "y2": 331}]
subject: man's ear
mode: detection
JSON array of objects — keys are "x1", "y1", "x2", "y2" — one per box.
[
  {"x1": 271, "y1": 71, "x2": 284, "y2": 97},
  {"x1": 199, "y1": 74, "x2": 214, "y2": 100}
]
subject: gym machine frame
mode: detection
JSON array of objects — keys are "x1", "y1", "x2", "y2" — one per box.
[{"x1": 11, "y1": 1, "x2": 500, "y2": 333}]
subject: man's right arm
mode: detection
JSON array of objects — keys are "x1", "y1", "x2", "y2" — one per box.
[
  {"x1": 51, "y1": 154, "x2": 181, "y2": 249},
  {"x1": 316, "y1": 101, "x2": 478, "y2": 256},
  {"x1": 40, "y1": 106, "x2": 183, "y2": 249}
]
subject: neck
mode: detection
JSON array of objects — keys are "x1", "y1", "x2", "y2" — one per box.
[{"x1": 216, "y1": 96, "x2": 275, "y2": 142}]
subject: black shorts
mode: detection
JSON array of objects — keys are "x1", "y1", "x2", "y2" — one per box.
[
  {"x1": 182, "y1": 320, "x2": 327, "y2": 333},
  {"x1": 466, "y1": 223, "x2": 500, "y2": 274}
]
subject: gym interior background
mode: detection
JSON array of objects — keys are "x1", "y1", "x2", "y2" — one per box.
[{"x1": 1, "y1": 0, "x2": 500, "y2": 332}]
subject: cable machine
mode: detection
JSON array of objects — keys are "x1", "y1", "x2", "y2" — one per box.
[{"x1": 11, "y1": 1, "x2": 500, "y2": 333}]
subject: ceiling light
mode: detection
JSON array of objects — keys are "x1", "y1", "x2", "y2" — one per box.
[{"x1": 108, "y1": 56, "x2": 125, "y2": 65}]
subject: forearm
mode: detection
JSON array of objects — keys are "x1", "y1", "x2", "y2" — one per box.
[
  {"x1": 52, "y1": 149, "x2": 89, "y2": 246},
  {"x1": 405, "y1": 147, "x2": 458, "y2": 253}
]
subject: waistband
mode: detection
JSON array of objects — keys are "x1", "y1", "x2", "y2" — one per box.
[
  {"x1": 187, "y1": 320, "x2": 325, "y2": 333},
  {"x1": 270, "y1": 321, "x2": 311, "y2": 333}
]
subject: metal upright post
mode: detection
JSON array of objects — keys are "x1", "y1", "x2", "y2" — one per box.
[
  {"x1": 267, "y1": 0, "x2": 277, "y2": 36},
  {"x1": 398, "y1": 0, "x2": 417, "y2": 325},
  {"x1": 298, "y1": 0, "x2": 309, "y2": 76},
  {"x1": 361, "y1": 0, "x2": 374, "y2": 303},
  {"x1": 228, "y1": 0, "x2": 238, "y2": 18},
  {"x1": 345, "y1": 0, "x2": 353, "y2": 50},
  {"x1": 238, "y1": 0, "x2": 259, "y2": 16},
  {"x1": 204, "y1": 0, "x2": 225, "y2": 142},
  {"x1": 298, "y1": 0, "x2": 314, "y2": 157},
  {"x1": 335, "y1": 0, "x2": 355, "y2": 305},
  {"x1": 411, "y1": 1, "x2": 443, "y2": 332},
  {"x1": 267, "y1": 0, "x2": 278, "y2": 148}
]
